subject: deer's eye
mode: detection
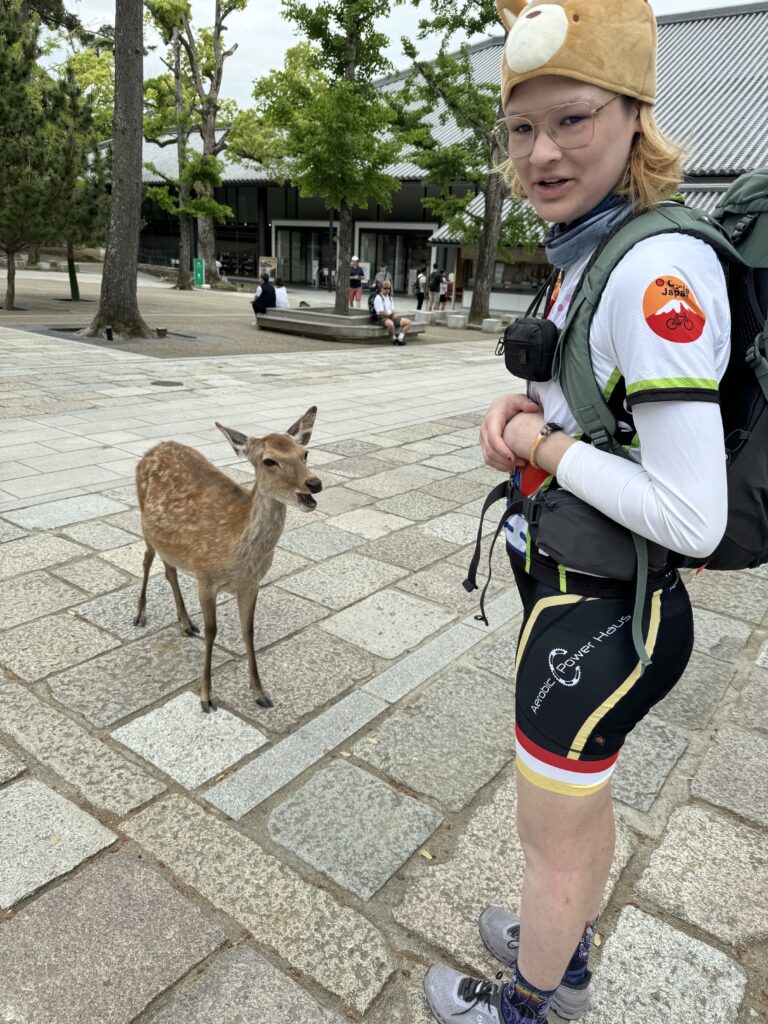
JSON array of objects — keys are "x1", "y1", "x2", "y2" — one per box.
[{"x1": 263, "y1": 458, "x2": 279, "y2": 468}]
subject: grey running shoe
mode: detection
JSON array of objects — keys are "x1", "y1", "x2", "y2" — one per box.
[
  {"x1": 478, "y1": 906, "x2": 592, "y2": 1020},
  {"x1": 423, "y1": 964, "x2": 504, "y2": 1024}
]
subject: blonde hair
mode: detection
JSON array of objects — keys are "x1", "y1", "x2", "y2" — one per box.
[{"x1": 500, "y1": 102, "x2": 686, "y2": 211}]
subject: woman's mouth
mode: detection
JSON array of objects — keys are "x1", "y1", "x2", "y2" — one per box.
[{"x1": 533, "y1": 178, "x2": 573, "y2": 198}]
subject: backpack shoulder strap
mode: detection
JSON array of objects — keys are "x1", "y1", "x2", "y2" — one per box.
[{"x1": 552, "y1": 204, "x2": 742, "y2": 452}]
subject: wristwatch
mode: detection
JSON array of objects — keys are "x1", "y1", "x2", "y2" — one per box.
[{"x1": 530, "y1": 421, "x2": 564, "y2": 469}]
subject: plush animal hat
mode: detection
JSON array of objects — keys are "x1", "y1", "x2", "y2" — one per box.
[{"x1": 496, "y1": 0, "x2": 657, "y2": 108}]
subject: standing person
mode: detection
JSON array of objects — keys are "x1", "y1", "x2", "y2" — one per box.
[
  {"x1": 438, "y1": 269, "x2": 448, "y2": 312},
  {"x1": 424, "y1": 1, "x2": 730, "y2": 1022},
  {"x1": 373, "y1": 280, "x2": 411, "y2": 345},
  {"x1": 251, "y1": 274, "x2": 276, "y2": 316},
  {"x1": 428, "y1": 263, "x2": 442, "y2": 310},
  {"x1": 416, "y1": 266, "x2": 428, "y2": 310},
  {"x1": 274, "y1": 276, "x2": 289, "y2": 309},
  {"x1": 349, "y1": 255, "x2": 364, "y2": 308},
  {"x1": 374, "y1": 264, "x2": 390, "y2": 292}
]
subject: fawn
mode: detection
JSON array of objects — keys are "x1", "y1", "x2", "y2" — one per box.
[{"x1": 134, "y1": 406, "x2": 321, "y2": 712}]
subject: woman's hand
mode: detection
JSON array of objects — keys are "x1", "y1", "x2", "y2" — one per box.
[{"x1": 480, "y1": 394, "x2": 542, "y2": 472}]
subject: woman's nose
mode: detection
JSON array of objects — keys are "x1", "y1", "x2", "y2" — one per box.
[{"x1": 528, "y1": 127, "x2": 563, "y2": 165}]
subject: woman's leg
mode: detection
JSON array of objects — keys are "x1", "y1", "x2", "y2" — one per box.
[{"x1": 516, "y1": 771, "x2": 615, "y2": 990}]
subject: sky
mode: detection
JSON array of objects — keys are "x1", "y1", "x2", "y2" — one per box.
[{"x1": 58, "y1": 0, "x2": 758, "y2": 108}]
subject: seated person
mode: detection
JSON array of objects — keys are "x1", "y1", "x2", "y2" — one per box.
[
  {"x1": 252, "y1": 274, "x2": 276, "y2": 315},
  {"x1": 373, "y1": 281, "x2": 411, "y2": 345},
  {"x1": 274, "y1": 277, "x2": 289, "y2": 309}
]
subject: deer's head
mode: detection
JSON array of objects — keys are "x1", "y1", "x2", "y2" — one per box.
[{"x1": 216, "y1": 406, "x2": 322, "y2": 511}]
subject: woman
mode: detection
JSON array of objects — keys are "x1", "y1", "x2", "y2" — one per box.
[
  {"x1": 274, "y1": 277, "x2": 289, "y2": 309},
  {"x1": 424, "y1": 1, "x2": 729, "y2": 1022}
]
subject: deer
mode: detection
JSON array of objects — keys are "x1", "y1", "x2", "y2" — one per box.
[{"x1": 134, "y1": 406, "x2": 321, "y2": 713}]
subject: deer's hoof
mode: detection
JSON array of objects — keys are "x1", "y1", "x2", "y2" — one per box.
[
  {"x1": 201, "y1": 699, "x2": 217, "y2": 713},
  {"x1": 184, "y1": 622, "x2": 201, "y2": 637},
  {"x1": 256, "y1": 695, "x2": 274, "y2": 709},
  {"x1": 134, "y1": 614, "x2": 146, "y2": 627}
]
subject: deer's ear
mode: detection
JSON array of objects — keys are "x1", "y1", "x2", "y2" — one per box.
[
  {"x1": 216, "y1": 422, "x2": 249, "y2": 455},
  {"x1": 496, "y1": 0, "x2": 528, "y2": 31},
  {"x1": 286, "y1": 406, "x2": 317, "y2": 446}
]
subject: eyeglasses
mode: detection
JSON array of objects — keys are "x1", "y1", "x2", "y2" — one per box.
[{"x1": 492, "y1": 95, "x2": 622, "y2": 159}]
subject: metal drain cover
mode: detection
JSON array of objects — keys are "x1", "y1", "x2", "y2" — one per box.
[{"x1": 150, "y1": 380, "x2": 183, "y2": 387}]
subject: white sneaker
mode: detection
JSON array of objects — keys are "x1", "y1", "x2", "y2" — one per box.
[{"x1": 397, "y1": 332, "x2": 406, "y2": 344}]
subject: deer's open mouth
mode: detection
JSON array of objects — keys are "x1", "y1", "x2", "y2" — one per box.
[{"x1": 296, "y1": 492, "x2": 317, "y2": 510}]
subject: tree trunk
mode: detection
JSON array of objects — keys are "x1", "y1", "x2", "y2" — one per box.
[
  {"x1": 3, "y1": 249, "x2": 16, "y2": 310},
  {"x1": 468, "y1": 169, "x2": 505, "y2": 326},
  {"x1": 27, "y1": 244, "x2": 39, "y2": 267},
  {"x1": 66, "y1": 239, "x2": 80, "y2": 300},
  {"x1": 197, "y1": 117, "x2": 222, "y2": 287},
  {"x1": 334, "y1": 203, "x2": 353, "y2": 315},
  {"x1": 176, "y1": 212, "x2": 193, "y2": 289},
  {"x1": 84, "y1": 0, "x2": 152, "y2": 338}
]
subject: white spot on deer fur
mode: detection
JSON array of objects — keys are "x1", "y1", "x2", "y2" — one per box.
[{"x1": 505, "y1": 4, "x2": 569, "y2": 74}]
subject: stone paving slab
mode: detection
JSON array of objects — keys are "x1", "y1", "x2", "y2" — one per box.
[
  {"x1": 211, "y1": 628, "x2": 379, "y2": 732},
  {"x1": 112, "y1": 692, "x2": 267, "y2": 788},
  {"x1": 212, "y1": 588, "x2": 328, "y2": 654},
  {"x1": 684, "y1": 568, "x2": 768, "y2": 623},
  {"x1": 59, "y1": 520, "x2": 136, "y2": 551},
  {"x1": 46, "y1": 627, "x2": 230, "y2": 727},
  {"x1": 277, "y1": 520, "x2": 363, "y2": 560},
  {"x1": 204, "y1": 690, "x2": 388, "y2": 817},
  {"x1": 71, "y1": 571, "x2": 200, "y2": 640},
  {"x1": 691, "y1": 607, "x2": 752, "y2": 663},
  {"x1": 395, "y1": 560, "x2": 504, "y2": 612},
  {"x1": 325, "y1": 506, "x2": 414, "y2": 539},
  {"x1": 346, "y1": 468, "x2": 430, "y2": 499},
  {"x1": 0, "y1": 684, "x2": 164, "y2": 814},
  {"x1": 467, "y1": 623, "x2": 519, "y2": 678},
  {"x1": 0, "y1": 612, "x2": 120, "y2": 682},
  {"x1": 0, "y1": 518, "x2": 26, "y2": 543},
  {"x1": 636, "y1": 805, "x2": 768, "y2": 945},
  {"x1": 124, "y1": 795, "x2": 393, "y2": 1015},
  {"x1": 308, "y1": 484, "x2": 372, "y2": 516},
  {"x1": 99, "y1": 540, "x2": 162, "y2": 577},
  {"x1": 611, "y1": 716, "x2": 688, "y2": 812},
  {"x1": 394, "y1": 774, "x2": 635, "y2": 974},
  {"x1": 655, "y1": 649, "x2": 735, "y2": 730},
  {"x1": 0, "y1": 742, "x2": 25, "y2": 784},
  {"x1": 268, "y1": 759, "x2": 443, "y2": 900},
  {"x1": 355, "y1": 666, "x2": 515, "y2": 811},
  {"x1": 319, "y1": 588, "x2": 455, "y2": 659},
  {"x1": 146, "y1": 944, "x2": 347, "y2": 1024},
  {"x1": 374, "y1": 490, "x2": 457, "y2": 520},
  {"x1": 729, "y1": 672, "x2": 768, "y2": 735},
  {"x1": 2, "y1": 494, "x2": 127, "y2": 530},
  {"x1": 583, "y1": 906, "x2": 746, "y2": 1024},
  {"x1": 275, "y1": 551, "x2": 408, "y2": 610},
  {"x1": 51, "y1": 556, "x2": 131, "y2": 595},
  {"x1": 0, "y1": 777, "x2": 116, "y2": 908},
  {"x1": 420, "y1": 475, "x2": 491, "y2": 504},
  {"x1": 0, "y1": 533, "x2": 86, "y2": 581},
  {"x1": 0, "y1": 852, "x2": 227, "y2": 1024},
  {"x1": 690, "y1": 724, "x2": 768, "y2": 827},
  {"x1": 0, "y1": 570, "x2": 84, "y2": 629},
  {"x1": 320, "y1": 453, "x2": 393, "y2": 478},
  {"x1": 359, "y1": 525, "x2": 460, "y2": 571},
  {"x1": 419, "y1": 511, "x2": 489, "y2": 545}
]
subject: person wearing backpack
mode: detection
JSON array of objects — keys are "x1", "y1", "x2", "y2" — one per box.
[
  {"x1": 422, "y1": 2, "x2": 759, "y2": 1023},
  {"x1": 428, "y1": 264, "x2": 442, "y2": 310}
]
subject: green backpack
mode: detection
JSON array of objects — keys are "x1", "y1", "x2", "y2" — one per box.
[{"x1": 466, "y1": 171, "x2": 768, "y2": 667}]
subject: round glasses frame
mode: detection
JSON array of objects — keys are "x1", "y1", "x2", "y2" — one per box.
[{"x1": 492, "y1": 94, "x2": 622, "y2": 158}]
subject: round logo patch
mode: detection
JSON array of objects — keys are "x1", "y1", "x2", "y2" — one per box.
[{"x1": 642, "y1": 276, "x2": 707, "y2": 343}]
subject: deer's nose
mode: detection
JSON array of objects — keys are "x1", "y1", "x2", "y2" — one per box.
[{"x1": 306, "y1": 477, "x2": 322, "y2": 493}]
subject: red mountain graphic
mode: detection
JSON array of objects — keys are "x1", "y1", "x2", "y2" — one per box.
[{"x1": 646, "y1": 299, "x2": 705, "y2": 343}]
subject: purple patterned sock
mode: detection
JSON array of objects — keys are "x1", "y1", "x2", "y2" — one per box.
[
  {"x1": 499, "y1": 966, "x2": 557, "y2": 1023},
  {"x1": 563, "y1": 916, "x2": 599, "y2": 986}
]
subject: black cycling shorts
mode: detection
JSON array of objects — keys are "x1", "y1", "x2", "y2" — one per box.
[{"x1": 512, "y1": 565, "x2": 693, "y2": 797}]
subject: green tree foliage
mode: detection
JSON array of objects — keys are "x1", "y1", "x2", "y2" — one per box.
[
  {"x1": 0, "y1": 3, "x2": 103, "y2": 309},
  {"x1": 145, "y1": 0, "x2": 245, "y2": 286},
  {"x1": 232, "y1": 1, "x2": 403, "y2": 314},
  {"x1": 396, "y1": 0, "x2": 544, "y2": 322},
  {"x1": 67, "y1": 47, "x2": 114, "y2": 141}
]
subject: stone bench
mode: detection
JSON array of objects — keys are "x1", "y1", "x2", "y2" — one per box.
[
  {"x1": 482, "y1": 317, "x2": 506, "y2": 334},
  {"x1": 447, "y1": 312, "x2": 469, "y2": 329},
  {"x1": 255, "y1": 308, "x2": 428, "y2": 343}
]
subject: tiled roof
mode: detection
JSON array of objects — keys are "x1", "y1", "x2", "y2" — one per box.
[{"x1": 143, "y1": 132, "x2": 269, "y2": 185}]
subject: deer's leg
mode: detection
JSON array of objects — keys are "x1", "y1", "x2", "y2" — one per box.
[
  {"x1": 134, "y1": 543, "x2": 155, "y2": 627},
  {"x1": 198, "y1": 584, "x2": 218, "y2": 713},
  {"x1": 162, "y1": 562, "x2": 200, "y2": 636},
  {"x1": 238, "y1": 588, "x2": 272, "y2": 709}
]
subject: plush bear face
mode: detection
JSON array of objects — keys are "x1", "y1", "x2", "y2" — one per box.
[{"x1": 495, "y1": 0, "x2": 657, "y2": 108}]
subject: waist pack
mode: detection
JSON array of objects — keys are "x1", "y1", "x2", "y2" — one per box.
[{"x1": 468, "y1": 171, "x2": 768, "y2": 668}]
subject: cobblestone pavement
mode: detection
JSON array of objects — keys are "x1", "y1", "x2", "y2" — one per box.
[{"x1": 0, "y1": 324, "x2": 766, "y2": 1024}]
